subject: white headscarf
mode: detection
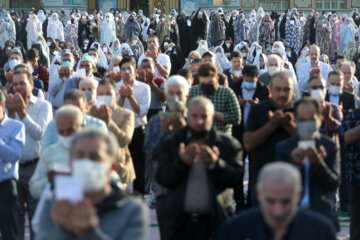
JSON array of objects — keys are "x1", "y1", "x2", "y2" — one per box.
[
  {"x1": 117, "y1": 43, "x2": 134, "y2": 56},
  {"x1": 111, "y1": 39, "x2": 121, "y2": 55},
  {"x1": 47, "y1": 13, "x2": 64, "y2": 41},
  {"x1": 90, "y1": 42, "x2": 109, "y2": 69},
  {"x1": 196, "y1": 40, "x2": 209, "y2": 57},
  {"x1": 37, "y1": 10, "x2": 46, "y2": 23},
  {"x1": 213, "y1": 46, "x2": 231, "y2": 70},
  {"x1": 100, "y1": 13, "x2": 116, "y2": 46}
]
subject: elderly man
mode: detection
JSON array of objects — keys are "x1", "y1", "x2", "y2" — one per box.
[
  {"x1": 297, "y1": 45, "x2": 331, "y2": 93},
  {"x1": 275, "y1": 97, "x2": 340, "y2": 229},
  {"x1": 79, "y1": 78, "x2": 99, "y2": 104},
  {"x1": 42, "y1": 90, "x2": 107, "y2": 150},
  {"x1": 144, "y1": 75, "x2": 189, "y2": 239},
  {"x1": 35, "y1": 128, "x2": 148, "y2": 240},
  {"x1": 48, "y1": 52, "x2": 75, "y2": 109},
  {"x1": 0, "y1": 87, "x2": 25, "y2": 240},
  {"x1": 116, "y1": 56, "x2": 150, "y2": 195},
  {"x1": 244, "y1": 72, "x2": 297, "y2": 206},
  {"x1": 65, "y1": 55, "x2": 99, "y2": 93},
  {"x1": 340, "y1": 61, "x2": 360, "y2": 97},
  {"x1": 5, "y1": 66, "x2": 53, "y2": 240},
  {"x1": 188, "y1": 62, "x2": 240, "y2": 135},
  {"x1": 90, "y1": 78, "x2": 135, "y2": 186},
  {"x1": 30, "y1": 105, "x2": 84, "y2": 199},
  {"x1": 156, "y1": 96, "x2": 243, "y2": 240},
  {"x1": 219, "y1": 162, "x2": 337, "y2": 239}
]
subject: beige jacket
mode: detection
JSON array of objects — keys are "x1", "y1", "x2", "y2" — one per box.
[{"x1": 108, "y1": 105, "x2": 135, "y2": 183}]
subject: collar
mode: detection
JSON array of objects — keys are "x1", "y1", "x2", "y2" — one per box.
[
  {"x1": 269, "y1": 98, "x2": 294, "y2": 112},
  {"x1": 0, "y1": 113, "x2": 8, "y2": 127},
  {"x1": 94, "y1": 183, "x2": 126, "y2": 215},
  {"x1": 28, "y1": 94, "x2": 38, "y2": 105}
]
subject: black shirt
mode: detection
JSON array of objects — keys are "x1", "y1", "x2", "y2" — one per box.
[{"x1": 244, "y1": 99, "x2": 293, "y2": 186}]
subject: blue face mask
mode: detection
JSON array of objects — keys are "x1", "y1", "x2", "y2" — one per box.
[
  {"x1": 243, "y1": 80, "x2": 257, "y2": 89},
  {"x1": 9, "y1": 59, "x2": 20, "y2": 70},
  {"x1": 5, "y1": 17, "x2": 9, "y2": 21},
  {"x1": 321, "y1": 19, "x2": 326, "y2": 23}
]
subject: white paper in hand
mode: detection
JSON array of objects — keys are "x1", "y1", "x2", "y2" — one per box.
[
  {"x1": 298, "y1": 140, "x2": 315, "y2": 149},
  {"x1": 113, "y1": 66, "x2": 120, "y2": 73},
  {"x1": 55, "y1": 175, "x2": 83, "y2": 203}
]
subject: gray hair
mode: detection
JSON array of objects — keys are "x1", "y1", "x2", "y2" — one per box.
[
  {"x1": 164, "y1": 75, "x2": 190, "y2": 95},
  {"x1": 70, "y1": 127, "x2": 119, "y2": 163},
  {"x1": 256, "y1": 162, "x2": 302, "y2": 193},
  {"x1": 340, "y1": 61, "x2": 356, "y2": 73},
  {"x1": 267, "y1": 54, "x2": 282, "y2": 65},
  {"x1": 79, "y1": 77, "x2": 99, "y2": 90},
  {"x1": 55, "y1": 105, "x2": 84, "y2": 127},
  {"x1": 187, "y1": 96, "x2": 215, "y2": 114}
]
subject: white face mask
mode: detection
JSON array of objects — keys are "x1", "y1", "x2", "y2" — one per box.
[
  {"x1": 305, "y1": 56, "x2": 310, "y2": 62},
  {"x1": 286, "y1": 51, "x2": 292, "y2": 57},
  {"x1": 268, "y1": 66, "x2": 280, "y2": 76},
  {"x1": 225, "y1": 43, "x2": 231, "y2": 48},
  {"x1": 242, "y1": 52, "x2": 247, "y2": 58},
  {"x1": 58, "y1": 135, "x2": 73, "y2": 149},
  {"x1": 161, "y1": 18, "x2": 165, "y2": 22},
  {"x1": 47, "y1": 42, "x2": 52, "y2": 47},
  {"x1": 97, "y1": 95, "x2": 113, "y2": 107},
  {"x1": 201, "y1": 45, "x2": 207, "y2": 49},
  {"x1": 72, "y1": 158, "x2": 109, "y2": 193},
  {"x1": 187, "y1": 20, "x2": 191, "y2": 26},
  {"x1": 328, "y1": 85, "x2": 342, "y2": 96},
  {"x1": 311, "y1": 89, "x2": 325, "y2": 101},
  {"x1": 132, "y1": 40, "x2": 137, "y2": 45},
  {"x1": 38, "y1": 40, "x2": 42, "y2": 45}
]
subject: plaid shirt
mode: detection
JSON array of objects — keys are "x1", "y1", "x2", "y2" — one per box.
[
  {"x1": 35, "y1": 66, "x2": 50, "y2": 92},
  {"x1": 339, "y1": 108, "x2": 360, "y2": 184},
  {"x1": 188, "y1": 85, "x2": 241, "y2": 135}
]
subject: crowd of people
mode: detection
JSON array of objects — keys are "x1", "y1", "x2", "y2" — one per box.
[{"x1": 1, "y1": 4, "x2": 360, "y2": 240}]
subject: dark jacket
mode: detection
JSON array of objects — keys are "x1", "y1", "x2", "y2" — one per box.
[
  {"x1": 325, "y1": 90, "x2": 357, "y2": 113},
  {"x1": 275, "y1": 134, "x2": 340, "y2": 230},
  {"x1": 219, "y1": 207, "x2": 337, "y2": 240},
  {"x1": 155, "y1": 126, "x2": 243, "y2": 240},
  {"x1": 231, "y1": 79, "x2": 270, "y2": 143}
]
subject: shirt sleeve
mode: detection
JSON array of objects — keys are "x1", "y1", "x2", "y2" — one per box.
[
  {"x1": 41, "y1": 120, "x2": 57, "y2": 151},
  {"x1": 22, "y1": 101, "x2": 53, "y2": 141},
  {"x1": 223, "y1": 89, "x2": 241, "y2": 125},
  {"x1": 48, "y1": 73, "x2": 65, "y2": 97},
  {"x1": 138, "y1": 84, "x2": 151, "y2": 118},
  {"x1": 0, "y1": 122, "x2": 25, "y2": 164}
]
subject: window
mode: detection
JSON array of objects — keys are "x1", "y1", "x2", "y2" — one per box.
[
  {"x1": 315, "y1": 0, "x2": 346, "y2": 9},
  {"x1": 10, "y1": 0, "x2": 32, "y2": 8},
  {"x1": 259, "y1": 0, "x2": 289, "y2": 11}
]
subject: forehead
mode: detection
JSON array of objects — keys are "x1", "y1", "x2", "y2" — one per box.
[
  {"x1": 72, "y1": 137, "x2": 108, "y2": 154},
  {"x1": 261, "y1": 179, "x2": 294, "y2": 198},
  {"x1": 296, "y1": 103, "x2": 316, "y2": 116},
  {"x1": 272, "y1": 77, "x2": 291, "y2": 87},
  {"x1": 80, "y1": 61, "x2": 91, "y2": 67},
  {"x1": 13, "y1": 73, "x2": 29, "y2": 83},
  {"x1": 98, "y1": 83, "x2": 114, "y2": 91},
  {"x1": 309, "y1": 47, "x2": 319, "y2": 53},
  {"x1": 88, "y1": 50, "x2": 97, "y2": 55},
  {"x1": 309, "y1": 78, "x2": 324, "y2": 86},
  {"x1": 188, "y1": 104, "x2": 210, "y2": 115}
]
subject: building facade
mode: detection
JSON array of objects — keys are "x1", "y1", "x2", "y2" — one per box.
[{"x1": 1, "y1": 0, "x2": 360, "y2": 14}]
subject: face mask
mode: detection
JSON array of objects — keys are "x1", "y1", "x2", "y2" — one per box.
[
  {"x1": 84, "y1": 44, "x2": 88, "y2": 49},
  {"x1": 311, "y1": 89, "x2": 325, "y2": 101},
  {"x1": 267, "y1": 66, "x2": 280, "y2": 76},
  {"x1": 47, "y1": 42, "x2": 52, "y2": 46},
  {"x1": 14, "y1": 46, "x2": 21, "y2": 51},
  {"x1": 328, "y1": 85, "x2": 342, "y2": 95},
  {"x1": 58, "y1": 135, "x2": 73, "y2": 149},
  {"x1": 173, "y1": 51, "x2": 177, "y2": 55},
  {"x1": 72, "y1": 158, "x2": 109, "y2": 193},
  {"x1": 297, "y1": 121, "x2": 318, "y2": 140},
  {"x1": 225, "y1": 43, "x2": 231, "y2": 48},
  {"x1": 243, "y1": 81, "x2": 257, "y2": 89},
  {"x1": 5, "y1": 17, "x2": 9, "y2": 21},
  {"x1": 97, "y1": 95, "x2": 113, "y2": 106},
  {"x1": 161, "y1": 18, "x2": 166, "y2": 22},
  {"x1": 84, "y1": 90, "x2": 94, "y2": 102},
  {"x1": 242, "y1": 52, "x2": 247, "y2": 58},
  {"x1": 132, "y1": 40, "x2": 137, "y2": 45},
  {"x1": 286, "y1": 51, "x2": 291, "y2": 57},
  {"x1": 187, "y1": 20, "x2": 191, "y2": 26},
  {"x1": 62, "y1": 60, "x2": 73, "y2": 68},
  {"x1": 321, "y1": 19, "x2": 326, "y2": 23},
  {"x1": 201, "y1": 83, "x2": 216, "y2": 95},
  {"x1": 9, "y1": 59, "x2": 20, "y2": 70},
  {"x1": 216, "y1": 52, "x2": 221, "y2": 58},
  {"x1": 232, "y1": 17, "x2": 236, "y2": 20}
]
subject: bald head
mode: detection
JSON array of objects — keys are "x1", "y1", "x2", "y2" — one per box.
[
  {"x1": 309, "y1": 45, "x2": 320, "y2": 64},
  {"x1": 187, "y1": 96, "x2": 215, "y2": 133}
]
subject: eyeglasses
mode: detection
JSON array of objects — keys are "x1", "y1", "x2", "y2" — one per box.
[
  {"x1": 120, "y1": 67, "x2": 133, "y2": 72},
  {"x1": 310, "y1": 85, "x2": 325, "y2": 90}
]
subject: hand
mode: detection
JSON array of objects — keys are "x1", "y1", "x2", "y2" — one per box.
[
  {"x1": 109, "y1": 72, "x2": 121, "y2": 82},
  {"x1": 344, "y1": 84, "x2": 355, "y2": 93},
  {"x1": 118, "y1": 85, "x2": 133, "y2": 97},
  {"x1": 291, "y1": 148, "x2": 306, "y2": 166},
  {"x1": 169, "y1": 116, "x2": 186, "y2": 132},
  {"x1": 51, "y1": 200, "x2": 74, "y2": 233},
  {"x1": 309, "y1": 67, "x2": 321, "y2": 76},
  {"x1": 178, "y1": 142, "x2": 200, "y2": 166},
  {"x1": 160, "y1": 116, "x2": 172, "y2": 133},
  {"x1": 14, "y1": 93, "x2": 26, "y2": 118},
  {"x1": 268, "y1": 110, "x2": 284, "y2": 127},
  {"x1": 280, "y1": 112, "x2": 295, "y2": 126},
  {"x1": 145, "y1": 50, "x2": 158, "y2": 62},
  {"x1": 68, "y1": 199, "x2": 99, "y2": 237},
  {"x1": 305, "y1": 145, "x2": 326, "y2": 167},
  {"x1": 5, "y1": 93, "x2": 17, "y2": 115},
  {"x1": 199, "y1": 145, "x2": 219, "y2": 166},
  {"x1": 247, "y1": 98, "x2": 259, "y2": 104},
  {"x1": 238, "y1": 96, "x2": 248, "y2": 107},
  {"x1": 58, "y1": 66, "x2": 71, "y2": 79},
  {"x1": 90, "y1": 104, "x2": 112, "y2": 124},
  {"x1": 322, "y1": 104, "x2": 331, "y2": 120}
]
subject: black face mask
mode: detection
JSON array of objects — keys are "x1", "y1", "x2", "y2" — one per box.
[
  {"x1": 190, "y1": 127, "x2": 209, "y2": 139},
  {"x1": 201, "y1": 83, "x2": 216, "y2": 95},
  {"x1": 130, "y1": 18, "x2": 134, "y2": 22}
]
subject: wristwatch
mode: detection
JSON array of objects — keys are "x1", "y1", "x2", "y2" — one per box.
[{"x1": 155, "y1": 61, "x2": 160, "y2": 66}]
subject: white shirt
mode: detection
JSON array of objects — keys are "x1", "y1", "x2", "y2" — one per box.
[
  {"x1": 15, "y1": 95, "x2": 53, "y2": 163},
  {"x1": 116, "y1": 79, "x2": 151, "y2": 128},
  {"x1": 329, "y1": 94, "x2": 340, "y2": 105},
  {"x1": 241, "y1": 85, "x2": 256, "y2": 126},
  {"x1": 138, "y1": 53, "x2": 171, "y2": 78},
  {"x1": 297, "y1": 61, "x2": 331, "y2": 93}
]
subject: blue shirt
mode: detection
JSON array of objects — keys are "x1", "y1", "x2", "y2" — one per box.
[
  {"x1": 41, "y1": 115, "x2": 108, "y2": 151},
  {"x1": 0, "y1": 114, "x2": 26, "y2": 182}
]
